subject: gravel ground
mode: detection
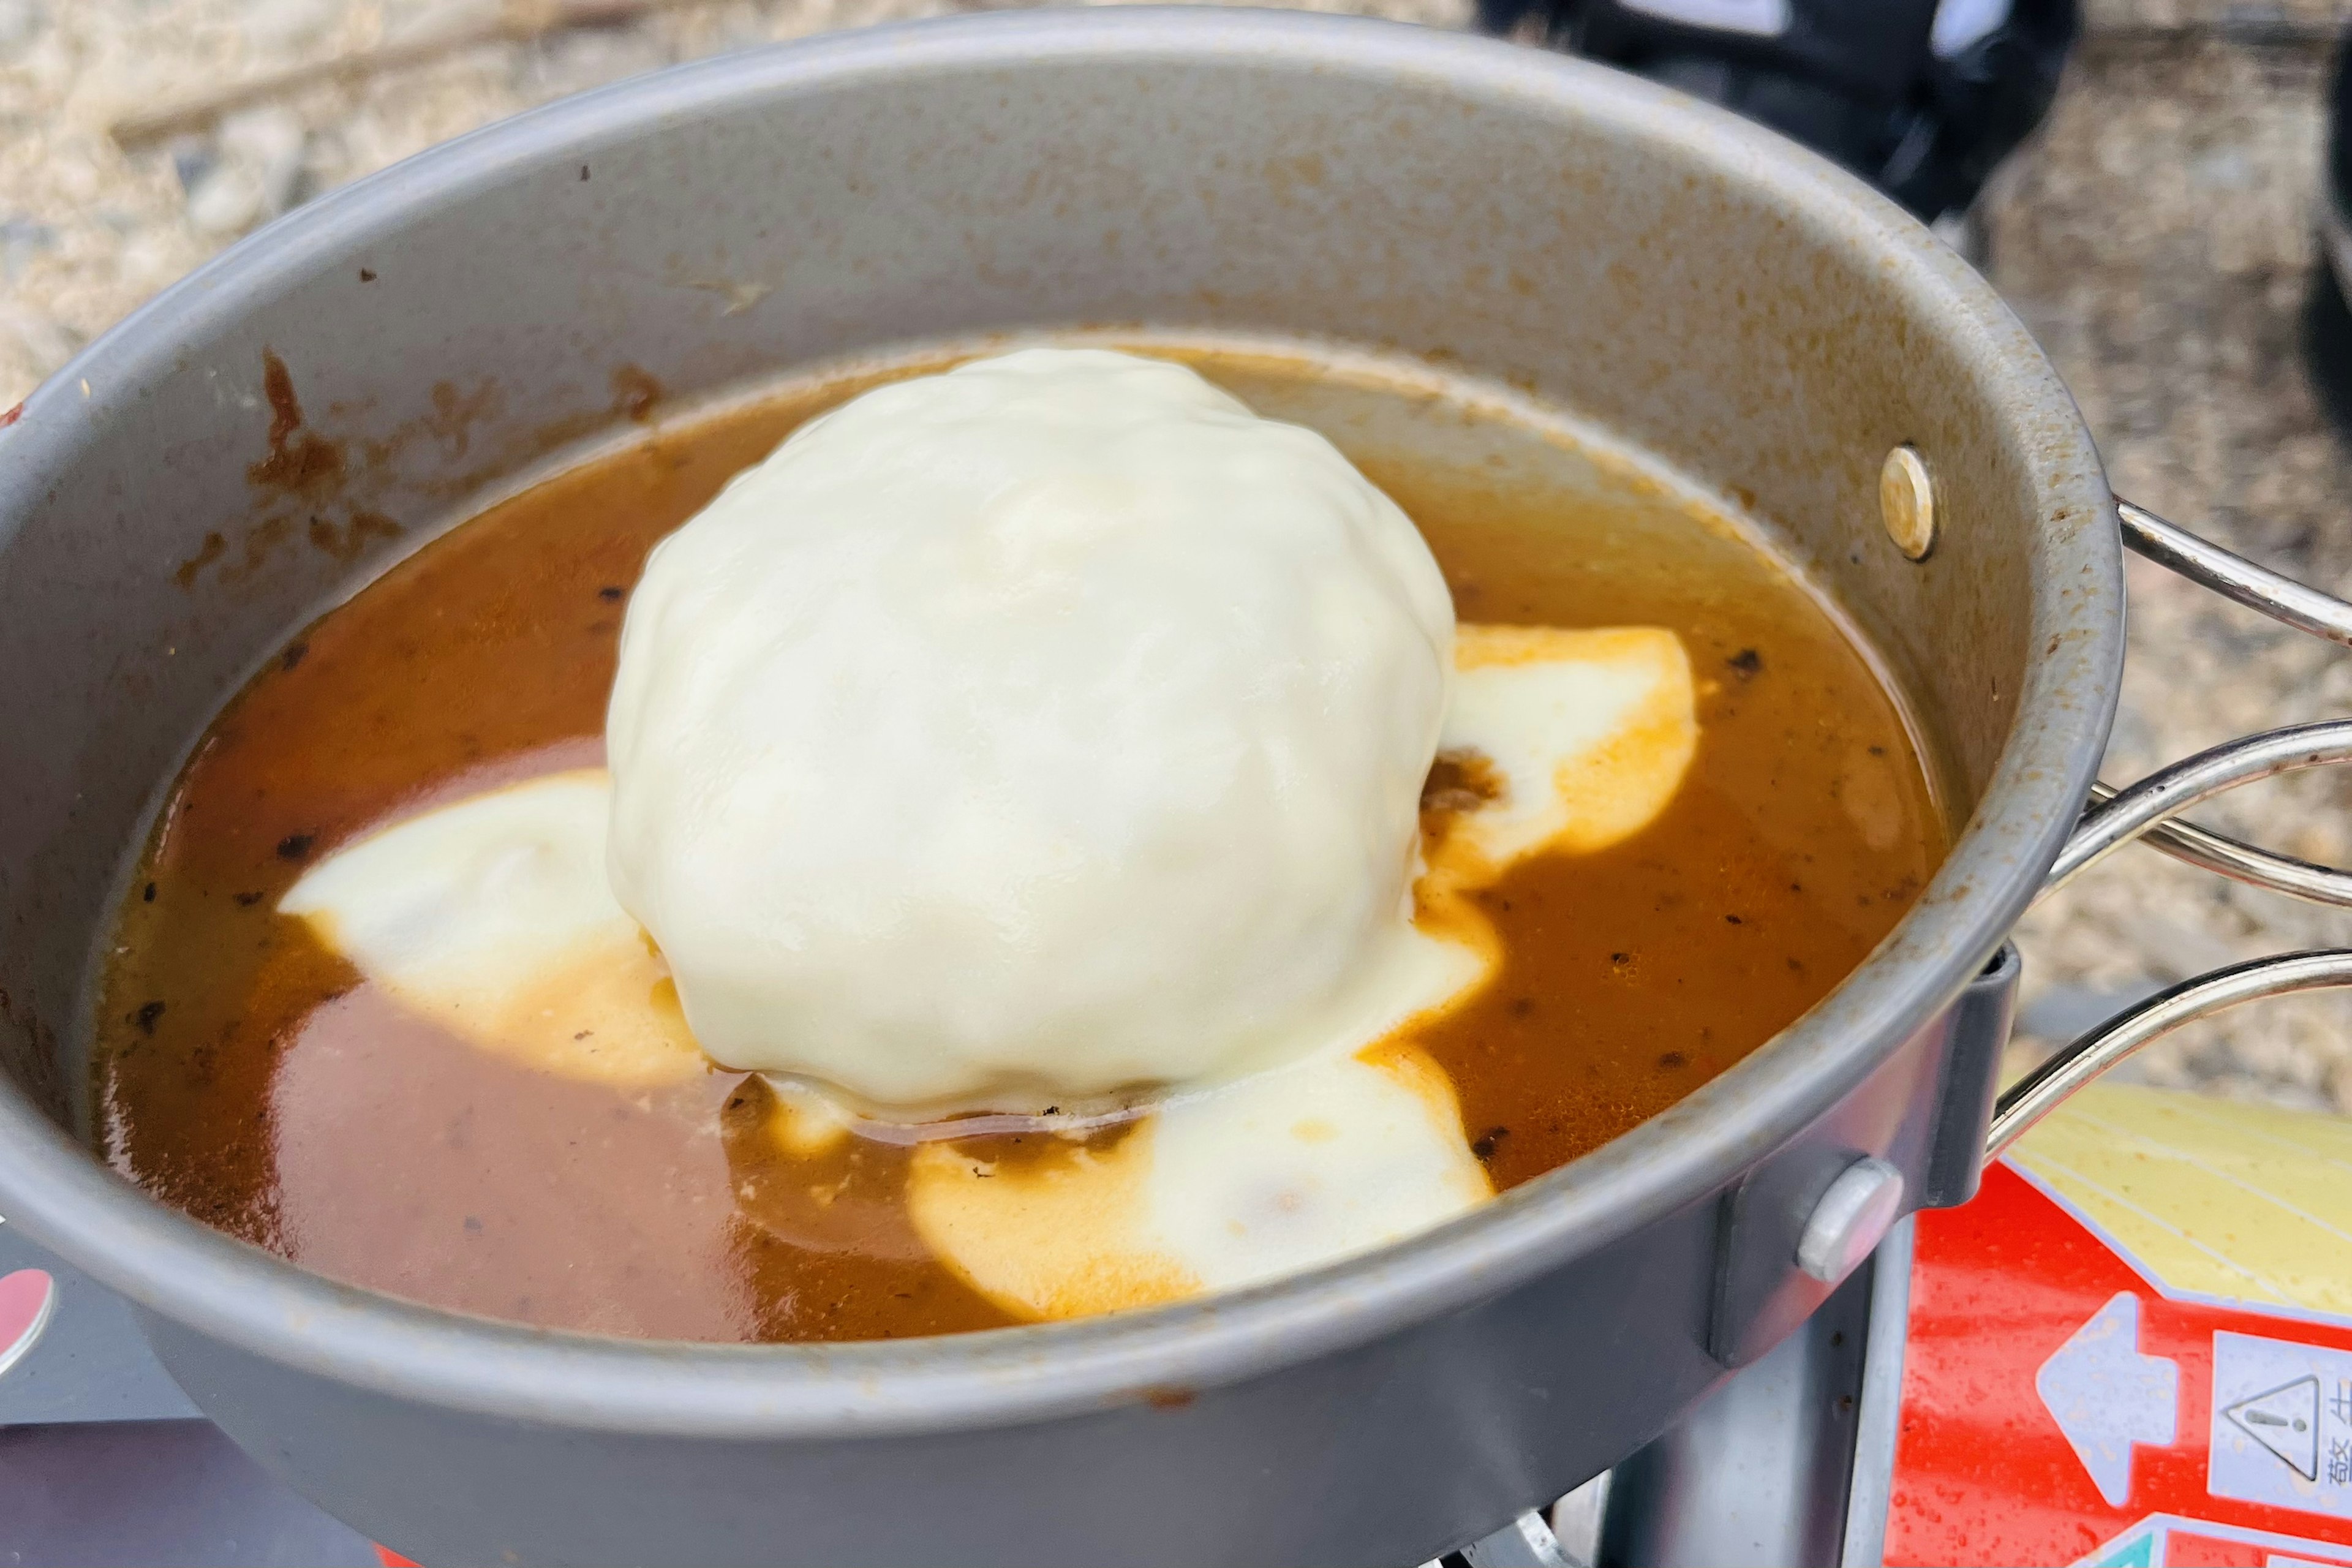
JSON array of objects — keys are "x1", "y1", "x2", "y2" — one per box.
[
  {"x1": 7, "y1": 0, "x2": 2352, "y2": 1113},
  {"x1": 1991, "y1": 17, "x2": 2352, "y2": 1114}
]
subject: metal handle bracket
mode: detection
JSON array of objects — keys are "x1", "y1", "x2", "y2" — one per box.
[{"x1": 1997, "y1": 498, "x2": 2352, "y2": 1157}]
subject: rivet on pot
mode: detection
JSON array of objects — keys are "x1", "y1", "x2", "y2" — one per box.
[{"x1": 1880, "y1": 444, "x2": 1937, "y2": 561}]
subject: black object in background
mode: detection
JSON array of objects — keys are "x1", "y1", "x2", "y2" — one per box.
[
  {"x1": 1477, "y1": 0, "x2": 2078, "y2": 223},
  {"x1": 2329, "y1": 23, "x2": 2352, "y2": 254},
  {"x1": 2310, "y1": 28, "x2": 2352, "y2": 439}
]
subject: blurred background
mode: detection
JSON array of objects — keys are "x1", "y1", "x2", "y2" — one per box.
[{"x1": 6, "y1": 0, "x2": 2352, "y2": 1117}]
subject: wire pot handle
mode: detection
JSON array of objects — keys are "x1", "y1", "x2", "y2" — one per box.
[
  {"x1": 1989, "y1": 499, "x2": 2352, "y2": 1155},
  {"x1": 1436, "y1": 507, "x2": 2352, "y2": 1568}
]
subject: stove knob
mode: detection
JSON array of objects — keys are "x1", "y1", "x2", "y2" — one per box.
[{"x1": 1795, "y1": 1156, "x2": 1905, "y2": 1284}]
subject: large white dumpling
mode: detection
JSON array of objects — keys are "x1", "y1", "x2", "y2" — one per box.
[{"x1": 606, "y1": 349, "x2": 1455, "y2": 1116}]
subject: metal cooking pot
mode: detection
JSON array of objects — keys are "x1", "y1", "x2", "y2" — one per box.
[{"x1": 3, "y1": 12, "x2": 2348, "y2": 1566}]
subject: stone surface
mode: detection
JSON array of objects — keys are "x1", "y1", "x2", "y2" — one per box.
[{"x1": 4, "y1": 0, "x2": 2351, "y2": 1111}]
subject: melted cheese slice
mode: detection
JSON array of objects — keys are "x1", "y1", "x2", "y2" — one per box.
[
  {"x1": 908, "y1": 1041, "x2": 1490, "y2": 1319},
  {"x1": 281, "y1": 625, "x2": 1698, "y2": 1316},
  {"x1": 279, "y1": 770, "x2": 704, "y2": 1087},
  {"x1": 1442, "y1": 625, "x2": 1698, "y2": 867}
]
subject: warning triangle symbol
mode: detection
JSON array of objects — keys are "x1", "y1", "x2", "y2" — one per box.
[{"x1": 2223, "y1": 1375, "x2": 2321, "y2": 1482}]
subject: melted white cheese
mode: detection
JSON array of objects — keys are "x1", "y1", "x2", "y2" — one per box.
[
  {"x1": 1441, "y1": 625, "x2": 1698, "y2": 867},
  {"x1": 278, "y1": 771, "x2": 703, "y2": 1087},
  {"x1": 905, "y1": 1042, "x2": 1491, "y2": 1319}
]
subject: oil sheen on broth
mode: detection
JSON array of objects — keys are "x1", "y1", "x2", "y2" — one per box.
[{"x1": 92, "y1": 342, "x2": 1943, "y2": 1344}]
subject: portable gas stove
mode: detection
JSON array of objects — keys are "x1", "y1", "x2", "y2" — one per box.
[{"x1": 9, "y1": 1075, "x2": 2352, "y2": 1567}]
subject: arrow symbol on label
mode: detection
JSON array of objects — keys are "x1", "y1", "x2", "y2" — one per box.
[
  {"x1": 2037, "y1": 1291, "x2": 2180, "y2": 1507},
  {"x1": 2223, "y1": 1374, "x2": 2321, "y2": 1482}
]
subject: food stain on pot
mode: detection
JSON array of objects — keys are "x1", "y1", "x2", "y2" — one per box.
[
  {"x1": 336, "y1": 364, "x2": 680, "y2": 514},
  {"x1": 248, "y1": 350, "x2": 346, "y2": 498},
  {"x1": 424, "y1": 379, "x2": 502, "y2": 461},
  {"x1": 173, "y1": 510, "x2": 406, "y2": 592},
  {"x1": 172, "y1": 354, "x2": 412, "y2": 592},
  {"x1": 306, "y1": 512, "x2": 402, "y2": 563},
  {"x1": 172, "y1": 532, "x2": 226, "y2": 589},
  {"x1": 0, "y1": 984, "x2": 66, "y2": 1120},
  {"x1": 611, "y1": 365, "x2": 662, "y2": 424}
]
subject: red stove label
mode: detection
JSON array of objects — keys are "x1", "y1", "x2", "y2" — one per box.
[{"x1": 1885, "y1": 1162, "x2": 2352, "y2": 1567}]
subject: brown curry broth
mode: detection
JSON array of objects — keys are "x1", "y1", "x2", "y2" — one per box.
[{"x1": 94, "y1": 349, "x2": 1940, "y2": 1343}]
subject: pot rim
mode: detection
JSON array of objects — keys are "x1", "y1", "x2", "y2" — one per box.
[{"x1": 0, "y1": 6, "x2": 2120, "y2": 1439}]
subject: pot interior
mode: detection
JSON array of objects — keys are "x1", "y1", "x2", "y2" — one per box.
[{"x1": 0, "y1": 13, "x2": 2113, "y2": 1325}]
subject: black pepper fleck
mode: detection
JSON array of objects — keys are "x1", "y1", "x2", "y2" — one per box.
[
  {"x1": 276, "y1": 833, "x2": 315, "y2": 861},
  {"x1": 134, "y1": 1000, "x2": 165, "y2": 1035}
]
